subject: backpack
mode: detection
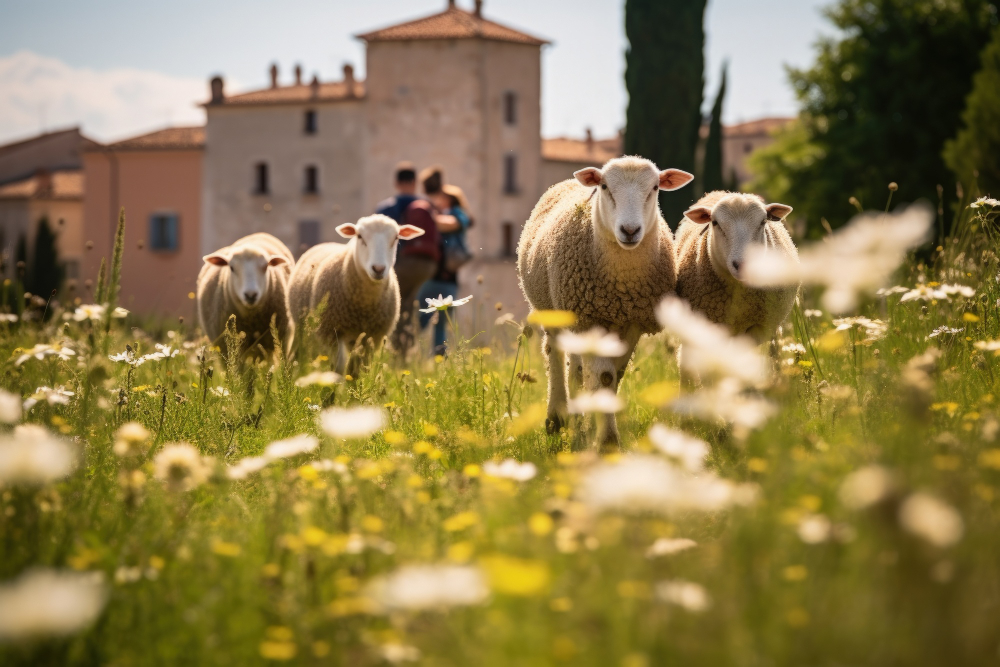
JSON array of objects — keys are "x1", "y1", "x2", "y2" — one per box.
[{"x1": 375, "y1": 194, "x2": 419, "y2": 225}]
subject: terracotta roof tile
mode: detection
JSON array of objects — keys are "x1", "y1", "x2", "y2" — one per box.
[
  {"x1": 541, "y1": 136, "x2": 621, "y2": 164},
  {"x1": 97, "y1": 126, "x2": 206, "y2": 151},
  {"x1": 357, "y1": 6, "x2": 548, "y2": 46},
  {"x1": 724, "y1": 117, "x2": 794, "y2": 138},
  {"x1": 0, "y1": 169, "x2": 83, "y2": 200},
  {"x1": 217, "y1": 81, "x2": 365, "y2": 107}
]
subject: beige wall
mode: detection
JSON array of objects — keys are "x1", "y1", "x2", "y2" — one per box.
[
  {"x1": 723, "y1": 132, "x2": 776, "y2": 187},
  {"x1": 203, "y1": 101, "x2": 366, "y2": 257},
  {"x1": 83, "y1": 149, "x2": 203, "y2": 317},
  {"x1": 0, "y1": 198, "x2": 83, "y2": 282},
  {"x1": 365, "y1": 39, "x2": 543, "y2": 330}
]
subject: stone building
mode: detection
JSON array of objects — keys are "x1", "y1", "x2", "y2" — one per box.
[{"x1": 82, "y1": 127, "x2": 205, "y2": 317}]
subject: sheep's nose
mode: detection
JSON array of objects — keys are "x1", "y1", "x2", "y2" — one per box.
[
  {"x1": 621, "y1": 225, "x2": 640, "y2": 240},
  {"x1": 243, "y1": 291, "x2": 258, "y2": 304},
  {"x1": 731, "y1": 260, "x2": 742, "y2": 272},
  {"x1": 371, "y1": 265, "x2": 386, "y2": 278}
]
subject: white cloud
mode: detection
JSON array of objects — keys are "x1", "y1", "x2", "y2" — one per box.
[{"x1": 0, "y1": 50, "x2": 207, "y2": 145}]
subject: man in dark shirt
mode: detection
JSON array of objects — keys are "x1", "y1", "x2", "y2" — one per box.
[{"x1": 376, "y1": 164, "x2": 440, "y2": 358}]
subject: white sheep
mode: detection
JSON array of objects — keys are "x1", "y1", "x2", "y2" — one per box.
[
  {"x1": 197, "y1": 232, "x2": 293, "y2": 357},
  {"x1": 286, "y1": 214, "x2": 424, "y2": 373},
  {"x1": 675, "y1": 191, "x2": 799, "y2": 345},
  {"x1": 517, "y1": 156, "x2": 694, "y2": 446}
]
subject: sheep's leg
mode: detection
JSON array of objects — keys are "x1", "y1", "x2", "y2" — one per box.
[
  {"x1": 567, "y1": 353, "x2": 583, "y2": 396},
  {"x1": 581, "y1": 355, "x2": 620, "y2": 449},
  {"x1": 543, "y1": 331, "x2": 569, "y2": 433},
  {"x1": 334, "y1": 341, "x2": 348, "y2": 376},
  {"x1": 677, "y1": 344, "x2": 701, "y2": 391}
]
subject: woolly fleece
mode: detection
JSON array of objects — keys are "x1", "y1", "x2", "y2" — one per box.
[
  {"x1": 675, "y1": 191, "x2": 798, "y2": 343},
  {"x1": 196, "y1": 232, "x2": 293, "y2": 355}
]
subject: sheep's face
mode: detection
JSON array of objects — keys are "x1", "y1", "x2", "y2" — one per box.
[
  {"x1": 337, "y1": 214, "x2": 425, "y2": 282},
  {"x1": 575, "y1": 159, "x2": 693, "y2": 250},
  {"x1": 684, "y1": 194, "x2": 793, "y2": 281},
  {"x1": 204, "y1": 246, "x2": 288, "y2": 308}
]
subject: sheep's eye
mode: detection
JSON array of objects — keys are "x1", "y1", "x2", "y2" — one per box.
[
  {"x1": 711, "y1": 220, "x2": 719, "y2": 227},
  {"x1": 601, "y1": 183, "x2": 607, "y2": 190},
  {"x1": 359, "y1": 236, "x2": 367, "y2": 246},
  {"x1": 653, "y1": 185, "x2": 659, "y2": 191},
  {"x1": 393, "y1": 236, "x2": 399, "y2": 244}
]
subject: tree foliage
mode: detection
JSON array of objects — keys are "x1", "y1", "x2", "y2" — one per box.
[
  {"x1": 624, "y1": 0, "x2": 707, "y2": 226},
  {"x1": 750, "y1": 0, "x2": 998, "y2": 237},
  {"x1": 945, "y1": 25, "x2": 1000, "y2": 198},
  {"x1": 27, "y1": 216, "x2": 63, "y2": 299},
  {"x1": 701, "y1": 63, "x2": 727, "y2": 196}
]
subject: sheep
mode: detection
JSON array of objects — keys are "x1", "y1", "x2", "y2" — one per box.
[
  {"x1": 517, "y1": 156, "x2": 694, "y2": 447},
  {"x1": 675, "y1": 191, "x2": 799, "y2": 346},
  {"x1": 197, "y1": 232, "x2": 293, "y2": 357},
  {"x1": 286, "y1": 214, "x2": 425, "y2": 374}
]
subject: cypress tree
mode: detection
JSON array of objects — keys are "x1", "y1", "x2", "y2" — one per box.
[
  {"x1": 945, "y1": 25, "x2": 1000, "y2": 198},
  {"x1": 701, "y1": 63, "x2": 728, "y2": 195},
  {"x1": 27, "y1": 217, "x2": 63, "y2": 299},
  {"x1": 624, "y1": 0, "x2": 707, "y2": 226}
]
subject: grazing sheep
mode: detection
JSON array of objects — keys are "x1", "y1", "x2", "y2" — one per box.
[
  {"x1": 287, "y1": 214, "x2": 425, "y2": 373},
  {"x1": 675, "y1": 191, "x2": 799, "y2": 345},
  {"x1": 517, "y1": 156, "x2": 694, "y2": 446},
  {"x1": 197, "y1": 233, "x2": 293, "y2": 357}
]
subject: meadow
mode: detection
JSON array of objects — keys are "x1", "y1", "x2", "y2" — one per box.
[{"x1": 1, "y1": 197, "x2": 999, "y2": 666}]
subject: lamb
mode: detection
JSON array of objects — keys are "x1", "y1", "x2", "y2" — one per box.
[
  {"x1": 517, "y1": 156, "x2": 694, "y2": 446},
  {"x1": 286, "y1": 214, "x2": 425, "y2": 373},
  {"x1": 675, "y1": 191, "x2": 799, "y2": 345},
  {"x1": 197, "y1": 232, "x2": 293, "y2": 357}
]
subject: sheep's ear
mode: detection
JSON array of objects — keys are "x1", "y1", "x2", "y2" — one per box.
[
  {"x1": 574, "y1": 167, "x2": 603, "y2": 187},
  {"x1": 684, "y1": 207, "x2": 713, "y2": 224},
  {"x1": 398, "y1": 225, "x2": 425, "y2": 240},
  {"x1": 204, "y1": 253, "x2": 229, "y2": 266},
  {"x1": 336, "y1": 223, "x2": 358, "y2": 239},
  {"x1": 659, "y1": 169, "x2": 694, "y2": 191},
  {"x1": 765, "y1": 203, "x2": 793, "y2": 221},
  {"x1": 267, "y1": 256, "x2": 288, "y2": 267}
]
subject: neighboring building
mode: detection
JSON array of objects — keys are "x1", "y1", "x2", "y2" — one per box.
[
  {"x1": 82, "y1": 127, "x2": 204, "y2": 317},
  {"x1": 0, "y1": 127, "x2": 97, "y2": 186},
  {"x1": 721, "y1": 117, "x2": 793, "y2": 186},
  {"x1": 0, "y1": 169, "x2": 84, "y2": 283},
  {"x1": 202, "y1": 67, "x2": 366, "y2": 258},
  {"x1": 202, "y1": 1, "x2": 548, "y2": 319}
]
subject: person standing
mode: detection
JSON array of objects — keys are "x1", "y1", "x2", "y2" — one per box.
[
  {"x1": 418, "y1": 183, "x2": 473, "y2": 355},
  {"x1": 376, "y1": 163, "x2": 440, "y2": 357}
]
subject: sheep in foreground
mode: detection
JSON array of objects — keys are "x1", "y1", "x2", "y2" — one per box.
[
  {"x1": 287, "y1": 214, "x2": 425, "y2": 373},
  {"x1": 675, "y1": 191, "x2": 799, "y2": 346},
  {"x1": 197, "y1": 233, "x2": 293, "y2": 357},
  {"x1": 517, "y1": 156, "x2": 694, "y2": 446}
]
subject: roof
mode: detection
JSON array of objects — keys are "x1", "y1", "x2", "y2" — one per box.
[
  {"x1": 0, "y1": 127, "x2": 98, "y2": 159},
  {"x1": 357, "y1": 5, "x2": 548, "y2": 46},
  {"x1": 0, "y1": 169, "x2": 83, "y2": 201},
  {"x1": 542, "y1": 135, "x2": 621, "y2": 164},
  {"x1": 215, "y1": 80, "x2": 365, "y2": 107},
  {"x1": 89, "y1": 126, "x2": 205, "y2": 152},
  {"x1": 724, "y1": 117, "x2": 793, "y2": 138}
]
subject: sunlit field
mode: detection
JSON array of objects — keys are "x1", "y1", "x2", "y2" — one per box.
[{"x1": 2, "y1": 197, "x2": 1000, "y2": 666}]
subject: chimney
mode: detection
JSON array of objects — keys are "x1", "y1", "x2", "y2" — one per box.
[
  {"x1": 447, "y1": 0, "x2": 455, "y2": 7},
  {"x1": 585, "y1": 127, "x2": 594, "y2": 153},
  {"x1": 210, "y1": 76, "x2": 225, "y2": 104},
  {"x1": 295, "y1": 64, "x2": 302, "y2": 86},
  {"x1": 343, "y1": 63, "x2": 356, "y2": 97},
  {"x1": 475, "y1": 0, "x2": 483, "y2": 17},
  {"x1": 269, "y1": 63, "x2": 278, "y2": 88},
  {"x1": 310, "y1": 75, "x2": 320, "y2": 99},
  {"x1": 35, "y1": 169, "x2": 52, "y2": 196}
]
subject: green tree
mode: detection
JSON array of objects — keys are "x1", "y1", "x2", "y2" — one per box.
[
  {"x1": 750, "y1": 0, "x2": 998, "y2": 237},
  {"x1": 701, "y1": 63, "x2": 727, "y2": 195},
  {"x1": 624, "y1": 0, "x2": 707, "y2": 226},
  {"x1": 945, "y1": 25, "x2": 1000, "y2": 198},
  {"x1": 27, "y1": 216, "x2": 63, "y2": 299}
]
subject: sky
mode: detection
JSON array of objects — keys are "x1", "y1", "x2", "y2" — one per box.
[{"x1": 0, "y1": 0, "x2": 832, "y2": 145}]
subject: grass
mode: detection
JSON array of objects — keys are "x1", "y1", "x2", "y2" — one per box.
[{"x1": 2, "y1": 203, "x2": 1000, "y2": 666}]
